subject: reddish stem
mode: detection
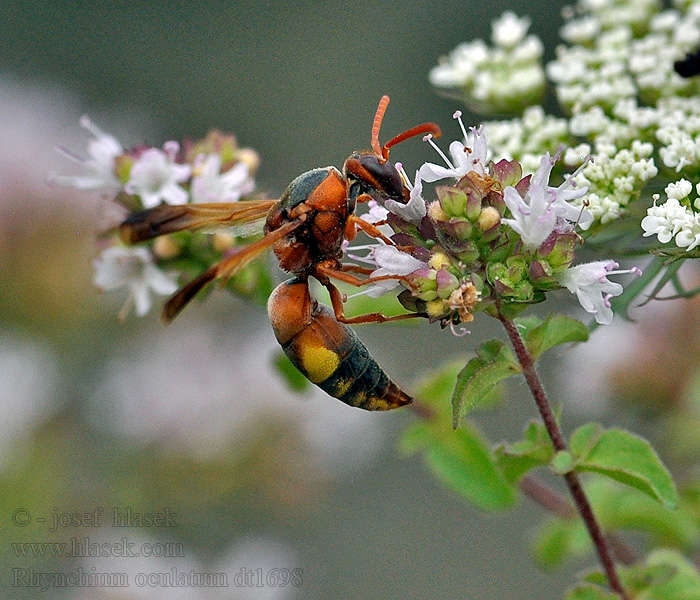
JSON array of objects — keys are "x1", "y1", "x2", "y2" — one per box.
[{"x1": 497, "y1": 313, "x2": 629, "y2": 600}]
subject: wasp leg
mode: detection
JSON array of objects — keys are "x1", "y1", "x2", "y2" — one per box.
[
  {"x1": 341, "y1": 264, "x2": 375, "y2": 275},
  {"x1": 345, "y1": 214, "x2": 395, "y2": 245},
  {"x1": 314, "y1": 263, "x2": 420, "y2": 325},
  {"x1": 326, "y1": 281, "x2": 419, "y2": 325}
]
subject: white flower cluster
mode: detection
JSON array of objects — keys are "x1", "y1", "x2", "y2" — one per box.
[
  {"x1": 570, "y1": 140, "x2": 658, "y2": 223},
  {"x1": 57, "y1": 118, "x2": 258, "y2": 318},
  {"x1": 429, "y1": 12, "x2": 545, "y2": 114},
  {"x1": 656, "y1": 96, "x2": 700, "y2": 172},
  {"x1": 642, "y1": 178, "x2": 700, "y2": 250},
  {"x1": 482, "y1": 106, "x2": 571, "y2": 173},
  {"x1": 550, "y1": 0, "x2": 700, "y2": 108},
  {"x1": 430, "y1": 1, "x2": 700, "y2": 228}
]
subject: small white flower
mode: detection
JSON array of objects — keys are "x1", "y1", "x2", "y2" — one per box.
[
  {"x1": 502, "y1": 184, "x2": 558, "y2": 248},
  {"x1": 675, "y1": 214, "x2": 700, "y2": 251},
  {"x1": 347, "y1": 245, "x2": 427, "y2": 299},
  {"x1": 53, "y1": 116, "x2": 122, "y2": 192},
  {"x1": 190, "y1": 154, "x2": 255, "y2": 203},
  {"x1": 354, "y1": 199, "x2": 395, "y2": 243},
  {"x1": 125, "y1": 142, "x2": 192, "y2": 208},
  {"x1": 641, "y1": 197, "x2": 689, "y2": 243},
  {"x1": 665, "y1": 178, "x2": 693, "y2": 200},
  {"x1": 419, "y1": 116, "x2": 488, "y2": 183},
  {"x1": 429, "y1": 40, "x2": 489, "y2": 88},
  {"x1": 533, "y1": 152, "x2": 592, "y2": 225},
  {"x1": 94, "y1": 246, "x2": 179, "y2": 319},
  {"x1": 385, "y1": 169, "x2": 427, "y2": 224},
  {"x1": 560, "y1": 16, "x2": 600, "y2": 44},
  {"x1": 362, "y1": 199, "x2": 390, "y2": 224},
  {"x1": 557, "y1": 260, "x2": 640, "y2": 325},
  {"x1": 491, "y1": 12, "x2": 531, "y2": 49},
  {"x1": 503, "y1": 152, "x2": 592, "y2": 248},
  {"x1": 364, "y1": 245, "x2": 427, "y2": 297}
]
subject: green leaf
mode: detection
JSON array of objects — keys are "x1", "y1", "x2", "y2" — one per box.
[
  {"x1": 566, "y1": 584, "x2": 619, "y2": 600},
  {"x1": 495, "y1": 420, "x2": 555, "y2": 483},
  {"x1": 621, "y1": 549, "x2": 700, "y2": 600},
  {"x1": 534, "y1": 516, "x2": 589, "y2": 566},
  {"x1": 400, "y1": 364, "x2": 517, "y2": 512},
  {"x1": 272, "y1": 351, "x2": 310, "y2": 393},
  {"x1": 519, "y1": 313, "x2": 589, "y2": 360},
  {"x1": 452, "y1": 340, "x2": 520, "y2": 428},
  {"x1": 416, "y1": 359, "x2": 469, "y2": 411},
  {"x1": 583, "y1": 478, "x2": 700, "y2": 550},
  {"x1": 642, "y1": 549, "x2": 700, "y2": 599},
  {"x1": 423, "y1": 423, "x2": 517, "y2": 511},
  {"x1": 397, "y1": 421, "x2": 434, "y2": 456},
  {"x1": 570, "y1": 424, "x2": 678, "y2": 509}
]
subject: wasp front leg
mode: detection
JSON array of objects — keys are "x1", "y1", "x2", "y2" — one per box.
[{"x1": 345, "y1": 214, "x2": 396, "y2": 245}]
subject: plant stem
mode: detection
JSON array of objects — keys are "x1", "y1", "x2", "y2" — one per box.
[
  {"x1": 497, "y1": 312, "x2": 629, "y2": 600},
  {"x1": 519, "y1": 474, "x2": 638, "y2": 566}
]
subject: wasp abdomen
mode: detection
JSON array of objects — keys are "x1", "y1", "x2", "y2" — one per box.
[{"x1": 268, "y1": 279, "x2": 412, "y2": 410}]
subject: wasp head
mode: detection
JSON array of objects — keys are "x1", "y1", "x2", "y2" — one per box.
[
  {"x1": 343, "y1": 152, "x2": 408, "y2": 206},
  {"x1": 343, "y1": 96, "x2": 441, "y2": 210}
]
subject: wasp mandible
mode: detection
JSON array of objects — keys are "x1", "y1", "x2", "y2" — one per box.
[{"x1": 120, "y1": 96, "x2": 440, "y2": 410}]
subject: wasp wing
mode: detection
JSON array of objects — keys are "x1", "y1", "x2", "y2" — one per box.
[
  {"x1": 120, "y1": 199, "x2": 278, "y2": 244},
  {"x1": 162, "y1": 219, "x2": 303, "y2": 323}
]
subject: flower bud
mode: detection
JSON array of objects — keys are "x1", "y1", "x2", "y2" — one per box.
[
  {"x1": 491, "y1": 158, "x2": 523, "y2": 188},
  {"x1": 237, "y1": 148, "x2": 261, "y2": 173},
  {"x1": 440, "y1": 218, "x2": 473, "y2": 241},
  {"x1": 436, "y1": 268, "x2": 460, "y2": 299},
  {"x1": 115, "y1": 154, "x2": 134, "y2": 185},
  {"x1": 426, "y1": 298, "x2": 450, "y2": 319},
  {"x1": 428, "y1": 251, "x2": 451, "y2": 271},
  {"x1": 465, "y1": 188, "x2": 484, "y2": 222},
  {"x1": 436, "y1": 187, "x2": 468, "y2": 218},
  {"x1": 406, "y1": 268, "x2": 438, "y2": 301},
  {"x1": 428, "y1": 200, "x2": 449, "y2": 222},
  {"x1": 477, "y1": 206, "x2": 501, "y2": 232},
  {"x1": 538, "y1": 232, "x2": 577, "y2": 271},
  {"x1": 212, "y1": 233, "x2": 236, "y2": 252},
  {"x1": 153, "y1": 235, "x2": 181, "y2": 259},
  {"x1": 528, "y1": 259, "x2": 557, "y2": 289}
]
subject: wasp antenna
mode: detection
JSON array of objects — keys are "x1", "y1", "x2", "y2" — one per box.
[
  {"x1": 382, "y1": 122, "x2": 442, "y2": 160},
  {"x1": 371, "y1": 95, "x2": 390, "y2": 157}
]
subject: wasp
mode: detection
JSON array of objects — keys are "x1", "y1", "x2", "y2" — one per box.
[{"x1": 119, "y1": 96, "x2": 440, "y2": 410}]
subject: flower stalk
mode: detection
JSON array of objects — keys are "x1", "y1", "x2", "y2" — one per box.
[{"x1": 497, "y1": 311, "x2": 629, "y2": 600}]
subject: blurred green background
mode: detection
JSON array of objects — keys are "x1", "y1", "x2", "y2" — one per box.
[{"x1": 0, "y1": 1, "x2": 606, "y2": 598}]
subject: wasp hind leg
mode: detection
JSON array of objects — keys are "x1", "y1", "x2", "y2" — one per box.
[{"x1": 314, "y1": 263, "x2": 420, "y2": 325}]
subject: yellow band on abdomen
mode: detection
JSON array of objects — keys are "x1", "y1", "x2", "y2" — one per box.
[{"x1": 299, "y1": 344, "x2": 340, "y2": 383}]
